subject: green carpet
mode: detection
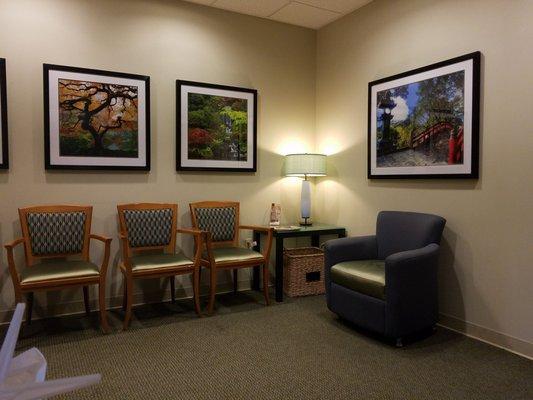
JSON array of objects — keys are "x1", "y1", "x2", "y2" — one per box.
[{"x1": 8, "y1": 292, "x2": 533, "y2": 399}]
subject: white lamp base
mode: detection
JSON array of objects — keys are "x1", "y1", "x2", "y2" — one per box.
[{"x1": 300, "y1": 179, "x2": 312, "y2": 226}]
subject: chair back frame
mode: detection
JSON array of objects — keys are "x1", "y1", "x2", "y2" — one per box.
[
  {"x1": 117, "y1": 203, "x2": 178, "y2": 258},
  {"x1": 18, "y1": 205, "x2": 93, "y2": 267},
  {"x1": 189, "y1": 201, "x2": 240, "y2": 249}
]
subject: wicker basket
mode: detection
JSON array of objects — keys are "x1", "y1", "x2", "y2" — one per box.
[{"x1": 283, "y1": 247, "x2": 325, "y2": 297}]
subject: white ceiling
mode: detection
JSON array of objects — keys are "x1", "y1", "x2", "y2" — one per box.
[{"x1": 183, "y1": 0, "x2": 374, "y2": 29}]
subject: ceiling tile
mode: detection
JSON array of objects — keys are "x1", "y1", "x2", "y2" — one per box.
[
  {"x1": 297, "y1": 0, "x2": 373, "y2": 13},
  {"x1": 212, "y1": 0, "x2": 290, "y2": 17},
  {"x1": 270, "y1": 2, "x2": 341, "y2": 29},
  {"x1": 183, "y1": 0, "x2": 217, "y2": 5}
]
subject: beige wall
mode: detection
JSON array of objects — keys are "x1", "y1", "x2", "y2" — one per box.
[
  {"x1": 315, "y1": 0, "x2": 533, "y2": 352},
  {"x1": 0, "y1": 0, "x2": 316, "y2": 318}
]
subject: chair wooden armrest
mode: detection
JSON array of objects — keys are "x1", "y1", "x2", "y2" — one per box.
[
  {"x1": 239, "y1": 225, "x2": 272, "y2": 233},
  {"x1": 4, "y1": 238, "x2": 25, "y2": 301},
  {"x1": 89, "y1": 234, "x2": 112, "y2": 276},
  {"x1": 89, "y1": 234, "x2": 112, "y2": 244},
  {"x1": 239, "y1": 226, "x2": 273, "y2": 259},
  {"x1": 4, "y1": 237, "x2": 25, "y2": 250},
  {"x1": 177, "y1": 228, "x2": 204, "y2": 237},
  {"x1": 118, "y1": 232, "x2": 133, "y2": 273},
  {"x1": 177, "y1": 228, "x2": 206, "y2": 265}
]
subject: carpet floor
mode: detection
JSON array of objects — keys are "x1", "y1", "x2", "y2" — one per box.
[{"x1": 7, "y1": 291, "x2": 533, "y2": 400}]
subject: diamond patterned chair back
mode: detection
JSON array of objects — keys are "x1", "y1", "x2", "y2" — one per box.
[
  {"x1": 117, "y1": 203, "x2": 178, "y2": 256},
  {"x1": 18, "y1": 205, "x2": 92, "y2": 266},
  {"x1": 189, "y1": 201, "x2": 239, "y2": 248}
]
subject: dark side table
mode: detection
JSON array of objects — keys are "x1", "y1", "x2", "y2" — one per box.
[{"x1": 252, "y1": 224, "x2": 346, "y2": 302}]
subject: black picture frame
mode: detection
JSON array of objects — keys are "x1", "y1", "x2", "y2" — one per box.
[
  {"x1": 368, "y1": 51, "x2": 480, "y2": 179},
  {"x1": 0, "y1": 58, "x2": 8, "y2": 169},
  {"x1": 44, "y1": 64, "x2": 150, "y2": 171},
  {"x1": 176, "y1": 80, "x2": 257, "y2": 172}
]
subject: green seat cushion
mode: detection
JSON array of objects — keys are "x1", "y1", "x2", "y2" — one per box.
[
  {"x1": 203, "y1": 247, "x2": 264, "y2": 264},
  {"x1": 130, "y1": 253, "x2": 193, "y2": 272},
  {"x1": 330, "y1": 259, "x2": 386, "y2": 300},
  {"x1": 20, "y1": 260, "x2": 100, "y2": 284}
]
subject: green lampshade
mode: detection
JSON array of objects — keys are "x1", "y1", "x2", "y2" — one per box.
[{"x1": 285, "y1": 153, "x2": 327, "y2": 177}]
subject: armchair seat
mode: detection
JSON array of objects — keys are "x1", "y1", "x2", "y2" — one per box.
[
  {"x1": 202, "y1": 247, "x2": 263, "y2": 264},
  {"x1": 20, "y1": 260, "x2": 100, "y2": 284},
  {"x1": 330, "y1": 260, "x2": 385, "y2": 300},
  {"x1": 130, "y1": 253, "x2": 193, "y2": 273}
]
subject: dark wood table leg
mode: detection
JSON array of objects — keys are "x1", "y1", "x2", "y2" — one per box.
[
  {"x1": 275, "y1": 236, "x2": 284, "y2": 302},
  {"x1": 311, "y1": 234, "x2": 320, "y2": 248},
  {"x1": 252, "y1": 231, "x2": 261, "y2": 291}
]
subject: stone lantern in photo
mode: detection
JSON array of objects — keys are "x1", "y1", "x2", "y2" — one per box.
[{"x1": 378, "y1": 90, "x2": 396, "y2": 156}]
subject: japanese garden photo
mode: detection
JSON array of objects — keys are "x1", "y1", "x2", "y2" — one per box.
[
  {"x1": 187, "y1": 92, "x2": 248, "y2": 162},
  {"x1": 58, "y1": 79, "x2": 139, "y2": 158},
  {"x1": 376, "y1": 70, "x2": 465, "y2": 168}
]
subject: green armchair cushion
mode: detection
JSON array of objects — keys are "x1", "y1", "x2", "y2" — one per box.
[
  {"x1": 130, "y1": 253, "x2": 193, "y2": 272},
  {"x1": 20, "y1": 260, "x2": 99, "y2": 284},
  {"x1": 330, "y1": 259, "x2": 386, "y2": 300},
  {"x1": 203, "y1": 247, "x2": 263, "y2": 264}
]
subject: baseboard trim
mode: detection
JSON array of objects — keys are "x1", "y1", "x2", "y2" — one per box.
[
  {"x1": 438, "y1": 313, "x2": 533, "y2": 360},
  {"x1": 0, "y1": 280, "x2": 254, "y2": 325}
]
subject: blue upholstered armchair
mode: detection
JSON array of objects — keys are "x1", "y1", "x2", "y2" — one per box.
[{"x1": 324, "y1": 211, "x2": 446, "y2": 345}]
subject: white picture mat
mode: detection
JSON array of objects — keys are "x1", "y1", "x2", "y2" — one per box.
[
  {"x1": 180, "y1": 85, "x2": 254, "y2": 169},
  {"x1": 370, "y1": 59, "x2": 474, "y2": 175},
  {"x1": 48, "y1": 70, "x2": 147, "y2": 167}
]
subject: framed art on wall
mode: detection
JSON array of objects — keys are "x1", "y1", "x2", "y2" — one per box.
[
  {"x1": 44, "y1": 64, "x2": 150, "y2": 170},
  {"x1": 176, "y1": 80, "x2": 257, "y2": 172},
  {"x1": 368, "y1": 51, "x2": 480, "y2": 179},
  {"x1": 0, "y1": 58, "x2": 8, "y2": 169}
]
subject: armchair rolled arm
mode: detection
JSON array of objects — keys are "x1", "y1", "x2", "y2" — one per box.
[
  {"x1": 4, "y1": 238, "x2": 25, "y2": 290},
  {"x1": 89, "y1": 234, "x2": 112, "y2": 277},
  {"x1": 385, "y1": 243, "x2": 440, "y2": 277},
  {"x1": 323, "y1": 235, "x2": 377, "y2": 270},
  {"x1": 384, "y1": 243, "x2": 441, "y2": 336}
]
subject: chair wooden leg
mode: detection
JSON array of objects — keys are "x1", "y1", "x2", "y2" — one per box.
[
  {"x1": 26, "y1": 292, "x2": 34, "y2": 324},
  {"x1": 193, "y1": 267, "x2": 201, "y2": 316},
  {"x1": 123, "y1": 274, "x2": 134, "y2": 330},
  {"x1": 233, "y1": 269, "x2": 238, "y2": 294},
  {"x1": 83, "y1": 286, "x2": 90, "y2": 316},
  {"x1": 170, "y1": 276, "x2": 176, "y2": 304},
  {"x1": 122, "y1": 281, "x2": 127, "y2": 311},
  {"x1": 262, "y1": 264, "x2": 270, "y2": 306},
  {"x1": 208, "y1": 267, "x2": 217, "y2": 315},
  {"x1": 98, "y1": 282, "x2": 109, "y2": 334}
]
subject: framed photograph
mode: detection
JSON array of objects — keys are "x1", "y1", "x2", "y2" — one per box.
[
  {"x1": 44, "y1": 64, "x2": 150, "y2": 170},
  {"x1": 177, "y1": 80, "x2": 257, "y2": 172},
  {"x1": 368, "y1": 52, "x2": 480, "y2": 179},
  {"x1": 0, "y1": 58, "x2": 8, "y2": 169}
]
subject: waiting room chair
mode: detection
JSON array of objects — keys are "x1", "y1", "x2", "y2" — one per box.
[
  {"x1": 189, "y1": 201, "x2": 273, "y2": 314},
  {"x1": 4, "y1": 205, "x2": 112, "y2": 332},
  {"x1": 117, "y1": 203, "x2": 203, "y2": 329},
  {"x1": 324, "y1": 211, "x2": 446, "y2": 346}
]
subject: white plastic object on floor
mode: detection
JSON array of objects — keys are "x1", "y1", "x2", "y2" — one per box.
[{"x1": 0, "y1": 303, "x2": 101, "y2": 400}]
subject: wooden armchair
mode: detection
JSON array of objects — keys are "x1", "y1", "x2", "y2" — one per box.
[
  {"x1": 189, "y1": 201, "x2": 273, "y2": 314},
  {"x1": 117, "y1": 203, "x2": 203, "y2": 329},
  {"x1": 4, "y1": 205, "x2": 111, "y2": 332}
]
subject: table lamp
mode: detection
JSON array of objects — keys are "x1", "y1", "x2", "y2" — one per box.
[{"x1": 285, "y1": 153, "x2": 327, "y2": 226}]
